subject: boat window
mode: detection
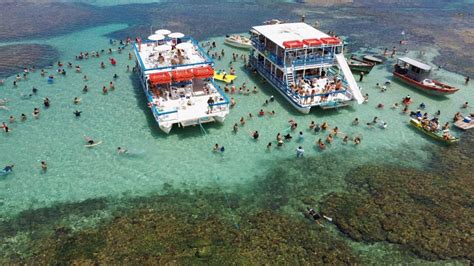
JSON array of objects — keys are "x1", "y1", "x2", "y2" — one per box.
[{"x1": 335, "y1": 46, "x2": 342, "y2": 54}]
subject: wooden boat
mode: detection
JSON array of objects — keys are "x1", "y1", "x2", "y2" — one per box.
[
  {"x1": 224, "y1": 35, "x2": 252, "y2": 49},
  {"x1": 454, "y1": 115, "x2": 474, "y2": 130},
  {"x1": 394, "y1": 57, "x2": 459, "y2": 96},
  {"x1": 348, "y1": 55, "x2": 375, "y2": 73},
  {"x1": 409, "y1": 118, "x2": 459, "y2": 144},
  {"x1": 362, "y1": 55, "x2": 384, "y2": 64}
]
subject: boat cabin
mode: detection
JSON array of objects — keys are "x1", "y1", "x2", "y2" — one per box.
[{"x1": 395, "y1": 57, "x2": 432, "y2": 82}]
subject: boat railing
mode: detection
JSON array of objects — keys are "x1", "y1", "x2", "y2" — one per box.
[
  {"x1": 292, "y1": 55, "x2": 334, "y2": 67},
  {"x1": 209, "y1": 79, "x2": 230, "y2": 111},
  {"x1": 249, "y1": 57, "x2": 286, "y2": 90},
  {"x1": 250, "y1": 37, "x2": 284, "y2": 67}
]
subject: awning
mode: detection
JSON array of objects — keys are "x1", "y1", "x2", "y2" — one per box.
[
  {"x1": 282, "y1": 40, "x2": 304, "y2": 49},
  {"x1": 320, "y1": 37, "x2": 341, "y2": 45},
  {"x1": 398, "y1": 57, "x2": 431, "y2": 71},
  {"x1": 148, "y1": 34, "x2": 165, "y2": 41},
  {"x1": 149, "y1": 72, "x2": 171, "y2": 84},
  {"x1": 193, "y1": 66, "x2": 214, "y2": 79},
  {"x1": 172, "y1": 69, "x2": 194, "y2": 82},
  {"x1": 303, "y1": 38, "x2": 323, "y2": 47}
]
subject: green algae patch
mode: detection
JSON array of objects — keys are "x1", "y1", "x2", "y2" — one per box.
[{"x1": 321, "y1": 132, "x2": 474, "y2": 263}]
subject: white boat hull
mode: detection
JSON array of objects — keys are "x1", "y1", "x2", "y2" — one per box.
[
  {"x1": 214, "y1": 113, "x2": 227, "y2": 123},
  {"x1": 159, "y1": 122, "x2": 172, "y2": 134},
  {"x1": 224, "y1": 38, "x2": 252, "y2": 49}
]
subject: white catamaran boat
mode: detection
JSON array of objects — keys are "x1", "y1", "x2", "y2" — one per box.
[
  {"x1": 249, "y1": 23, "x2": 363, "y2": 113},
  {"x1": 133, "y1": 33, "x2": 230, "y2": 134}
]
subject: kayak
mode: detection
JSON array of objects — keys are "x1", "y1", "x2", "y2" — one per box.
[
  {"x1": 409, "y1": 119, "x2": 459, "y2": 144},
  {"x1": 214, "y1": 73, "x2": 237, "y2": 83}
]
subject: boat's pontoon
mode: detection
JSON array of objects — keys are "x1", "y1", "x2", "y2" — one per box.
[
  {"x1": 134, "y1": 35, "x2": 229, "y2": 133},
  {"x1": 248, "y1": 22, "x2": 363, "y2": 113}
]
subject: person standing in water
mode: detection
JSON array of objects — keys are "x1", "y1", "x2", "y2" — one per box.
[
  {"x1": 41, "y1": 161, "x2": 48, "y2": 172},
  {"x1": 296, "y1": 146, "x2": 304, "y2": 158}
]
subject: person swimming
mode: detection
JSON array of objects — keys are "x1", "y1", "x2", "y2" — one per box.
[
  {"x1": 73, "y1": 97, "x2": 81, "y2": 105},
  {"x1": 85, "y1": 137, "x2": 95, "y2": 145},
  {"x1": 306, "y1": 207, "x2": 322, "y2": 224},
  {"x1": 2, "y1": 164, "x2": 14, "y2": 173},
  {"x1": 33, "y1": 108, "x2": 40, "y2": 118},
  {"x1": 73, "y1": 110, "x2": 82, "y2": 117},
  {"x1": 284, "y1": 133, "x2": 292, "y2": 140},
  {"x1": 117, "y1": 147, "x2": 128, "y2": 154}
]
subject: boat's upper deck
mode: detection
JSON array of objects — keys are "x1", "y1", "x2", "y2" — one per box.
[
  {"x1": 134, "y1": 37, "x2": 212, "y2": 73},
  {"x1": 251, "y1": 23, "x2": 333, "y2": 49}
]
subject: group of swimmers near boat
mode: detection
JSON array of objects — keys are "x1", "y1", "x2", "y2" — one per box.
[{"x1": 1, "y1": 39, "x2": 137, "y2": 173}]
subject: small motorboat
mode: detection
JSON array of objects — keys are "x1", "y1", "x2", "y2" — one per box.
[
  {"x1": 348, "y1": 55, "x2": 375, "y2": 73},
  {"x1": 454, "y1": 115, "x2": 474, "y2": 130},
  {"x1": 362, "y1": 55, "x2": 384, "y2": 64},
  {"x1": 224, "y1": 35, "x2": 252, "y2": 49},
  {"x1": 394, "y1": 57, "x2": 459, "y2": 96},
  {"x1": 410, "y1": 118, "x2": 459, "y2": 144}
]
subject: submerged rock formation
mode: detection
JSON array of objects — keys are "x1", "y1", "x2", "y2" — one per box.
[
  {"x1": 0, "y1": 44, "x2": 58, "y2": 78},
  {"x1": 321, "y1": 131, "x2": 474, "y2": 263}
]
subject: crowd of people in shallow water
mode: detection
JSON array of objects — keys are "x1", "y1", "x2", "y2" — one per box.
[
  {"x1": 1, "y1": 39, "x2": 137, "y2": 173},
  {"x1": 1, "y1": 37, "x2": 472, "y2": 173}
]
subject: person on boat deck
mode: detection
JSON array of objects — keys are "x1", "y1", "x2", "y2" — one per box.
[
  {"x1": 207, "y1": 97, "x2": 215, "y2": 113},
  {"x1": 3, "y1": 165, "x2": 14, "y2": 173}
]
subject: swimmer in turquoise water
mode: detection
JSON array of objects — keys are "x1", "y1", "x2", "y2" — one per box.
[
  {"x1": 2, "y1": 164, "x2": 14, "y2": 173},
  {"x1": 117, "y1": 147, "x2": 128, "y2": 154}
]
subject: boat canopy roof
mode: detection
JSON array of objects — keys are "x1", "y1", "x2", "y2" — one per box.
[
  {"x1": 398, "y1": 57, "x2": 431, "y2": 71},
  {"x1": 193, "y1": 65, "x2": 214, "y2": 78},
  {"x1": 252, "y1": 22, "x2": 331, "y2": 49}
]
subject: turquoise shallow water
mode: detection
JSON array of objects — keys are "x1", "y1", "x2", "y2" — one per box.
[{"x1": 0, "y1": 22, "x2": 473, "y2": 221}]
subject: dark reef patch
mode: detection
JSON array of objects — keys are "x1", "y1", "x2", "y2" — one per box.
[
  {"x1": 320, "y1": 131, "x2": 474, "y2": 263},
  {"x1": 0, "y1": 2, "x2": 109, "y2": 42},
  {"x1": 0, "y1": 189, "x2": 359, "y2": 264},
  {"x1": 0, "y1": 44, "x2": 59, "y2": 78}
]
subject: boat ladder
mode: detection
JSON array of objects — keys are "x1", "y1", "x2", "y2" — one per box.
[
  {"x1": 286, "y1": 68, "x2": 295, "y2": 86},
  {"x1": 198, "y1": 119, "x2": 207, "y2": 135}
]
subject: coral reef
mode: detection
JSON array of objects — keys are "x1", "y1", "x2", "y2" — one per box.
[
  {"x1": 1, "y1": 191, "x2": 359, "y2": 264},
  {"x1": 0, "y1": 44, "x2": 59, "y2": 78},
  {"x1": 320, "y1": 131, "x2": 474, "y2": 262}
]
